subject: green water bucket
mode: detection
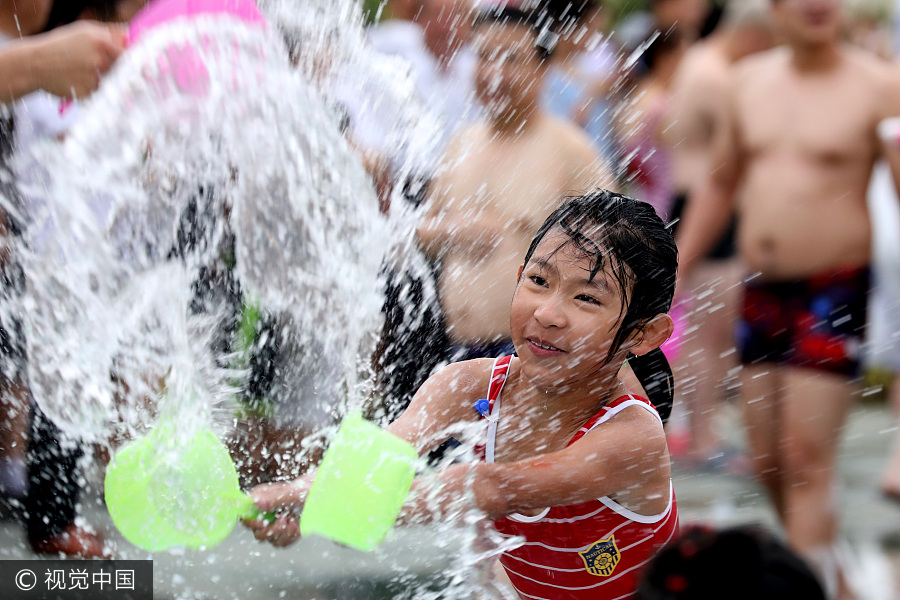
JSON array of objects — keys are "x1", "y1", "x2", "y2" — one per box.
[
  {"x1": 105, "y1": 422, "x2": 266, "y2": 551},
  {"x1": 300, "y1": 412, "x2": 418, "y2": 551}
]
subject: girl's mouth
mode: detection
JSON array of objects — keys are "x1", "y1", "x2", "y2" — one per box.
[{"x1": 527, "y1": 338, "x2": 565, "y2": 356}]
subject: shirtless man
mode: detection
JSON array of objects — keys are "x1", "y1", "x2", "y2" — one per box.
[
  {"x1": 417, "y1": 5, "x2": 613, "y2": 360},
  {"x1": 676, "y1": 0, "x2": 900, "y2": 596},
  {"x1": 663, "y1": 0, "x2": 772, "y2": 468}
]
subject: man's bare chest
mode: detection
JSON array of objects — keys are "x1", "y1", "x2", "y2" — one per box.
[
  {"x1": 442, "y1": 150, "x2": 570, "y2": 215},
  {"x1": 737, "y1": 80, "x2": 876, "y2": 162}
]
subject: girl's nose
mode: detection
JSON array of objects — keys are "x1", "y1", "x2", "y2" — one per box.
[{"x1": 534, "y1": 295, "x2": 567, "y2": 328}]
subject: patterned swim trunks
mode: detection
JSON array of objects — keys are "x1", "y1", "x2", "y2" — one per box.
[{"x1": 736, "y1": 266, "x2": 869, "y2": 377}]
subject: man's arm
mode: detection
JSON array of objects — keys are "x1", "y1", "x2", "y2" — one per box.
[
  {"x1": 876, "y1": 65, "x2": 900, "y2": 194},
  {"x1": 0, "y1": 21, "x2": 126, "y2": 104},
  {"x1": 663, "y1": 56, "x2": 723, "y2": 192},
  {"x1": 674, "y1": 71, "x2": 744, "y2": 282}
]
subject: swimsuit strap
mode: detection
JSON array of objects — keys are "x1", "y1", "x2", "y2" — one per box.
[
  {"x1": 475, "y1": 354, "x2": 513, "y2": 464},
  {"x1": 486, "y1": 354, "x2": 513, "y2": 412},
  {"x1": 569, "y1": 395, "x2": 659, "y2": 446}
]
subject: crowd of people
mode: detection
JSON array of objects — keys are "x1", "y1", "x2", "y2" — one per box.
[{"x1": 1, "y1": 0, "x2": 899, "y2": 599}]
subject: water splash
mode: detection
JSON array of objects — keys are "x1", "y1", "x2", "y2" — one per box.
[
  {"x1": 5, "y1": 3, "x2": 526, "y2": 597},
  {"x1": 17, "y1": 15, "x2": 390, "y2": 443}
]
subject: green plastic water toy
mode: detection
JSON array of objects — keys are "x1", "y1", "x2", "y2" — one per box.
[
  {"x1": 105, "y1": 420, "x2": 269, "y2": 551},
  {"x1": 300, "y1": 412, "x2": 418, "y2": 551}
]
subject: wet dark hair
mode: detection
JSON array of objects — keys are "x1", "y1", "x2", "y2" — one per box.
[
  {"x1": 637, "y1": 525, "x2": 826, "y2": 600},
  {"x1": 543, "y1": 0, "x2": 602, "y2": 27},
  {"x1": 641, "y1": 25, "x2": 684, "y2": 73},
  {"x1": 521, "y1": 189, "x2": 678, "y2": 422},
  {"x1": 42, "y1": 0, "x2": 122, "y2": 31},
  {"x1": 472, "y1": 1, "x2": 605, "y2": 59},
  {"x1": 472, "y1": 6, "x2": 556, "y2": 59}
]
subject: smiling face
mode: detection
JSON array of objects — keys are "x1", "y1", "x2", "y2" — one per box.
[{"x1": 510, "y1": 226, "x2": 633, "y2": 390}]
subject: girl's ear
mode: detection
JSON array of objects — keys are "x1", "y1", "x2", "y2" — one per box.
[{"x1": 629, "y1": 314, "x2": 674, "y2": 357}]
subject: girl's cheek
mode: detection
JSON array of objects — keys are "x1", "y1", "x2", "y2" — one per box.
[{"x1": 571, "y1": 335, "x2": 598, "y2": 355}]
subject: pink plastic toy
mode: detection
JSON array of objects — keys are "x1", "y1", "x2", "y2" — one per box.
[
  {"x1": 60, "y1": 0, "x2": 266, "y2": 112},
  {"x1": 660, "y1": 302, "x2": 685, "y2": 364},
  {"x1": 128, "y1": 0, "x2": 266, "y2": 44}
]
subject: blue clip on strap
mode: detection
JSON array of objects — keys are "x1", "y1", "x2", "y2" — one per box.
[{"x1": 474, "y1": 398, "x2": 490, "y2": 419}]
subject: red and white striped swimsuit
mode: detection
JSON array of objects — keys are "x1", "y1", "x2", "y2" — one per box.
[{"x1": 478, "y1": 355, "x2": 679, "y2": 600}]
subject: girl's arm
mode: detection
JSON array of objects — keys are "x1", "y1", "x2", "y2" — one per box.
[
  {"x1": 402, "y1": 404, "x2": 671, "y2": 524},
  {"x1": 244, "y1": 360, "x2": 490, "y2": 544},
  {"x1": 386, "y1": 359, "x2": 489, "y2": 453}
]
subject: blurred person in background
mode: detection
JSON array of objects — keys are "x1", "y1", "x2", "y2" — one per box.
[
  {"x1": 855, "y1": 1, "x2": 900, "y2": 504},
  {"x1": 675, "y1": 0, "x2": 900, "y2": 596},
  {"x1": 346, "y1": 0, "x2": 481, "y2": 209},
  {"x1": 615, "y1": 25, "x2": 687, "y2": 223},
  {"x1": 361, "y1": 0, "x2": 483, "y2": 419},
  {"x1": 0, "y1": 0, "x2": 132, "y2": 558},
  {"x1": 539, "y1": 0, "x2": 621, "y2": 162},
  {"x1": 872, "y1": 111, "x2": 900, "y2": 504},
  {"x1": 650, "y1": 0, "x2": 710, "y2": 41},
  {"x1": 663, "y1": 0, "x2": 773, "y2": 472}
]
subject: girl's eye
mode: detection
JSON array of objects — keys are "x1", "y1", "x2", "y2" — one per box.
[
  {"x1": 576, "y1": 294, "x2": 600, "y2": 305},
  {"x1": 529, "y1": 275, "x2": 548, "y2": 287}
]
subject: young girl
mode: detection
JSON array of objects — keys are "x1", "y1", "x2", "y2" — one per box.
[{"x1": 246, "y1": 189, "x2": 680, "y2": 599}]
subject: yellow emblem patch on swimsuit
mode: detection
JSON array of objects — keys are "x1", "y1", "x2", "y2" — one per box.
[{"x1": 579, "y1": 535, "x2": 620, "y2": 577}]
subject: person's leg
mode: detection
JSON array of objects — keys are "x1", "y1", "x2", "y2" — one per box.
[
  {"x1": 24, "y1": 404, "x2": 105, "y2": 557},
  {"x1": 740, "y1": 364, "x2": 786, "y2": 518},
  {"x1": 0, "y1": 376, "x2": 29, "y2": 499},
  {"x1": 678, "y1": 258, "x2": 741, "y2": 464},
  {"x1": 879, "y1": 373, "x2": 900, "y2": 499},
  {"x1": 779, "y1": 367, "x2": 856, "y2": 599},
  {"x1": 0, "y1": 315, "x2": 29, "y2": 499},
  {"x1": 735, "y1": 277, "x2": 792, "y2": 514}
]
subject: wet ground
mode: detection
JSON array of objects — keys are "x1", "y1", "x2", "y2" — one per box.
[{"x1": 1, "y1": 396, "x2": 899, "y2": 600}]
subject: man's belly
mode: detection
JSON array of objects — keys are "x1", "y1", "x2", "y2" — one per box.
[{"x1": 738, "y1": 168, "x2": 872, "y2": 280}]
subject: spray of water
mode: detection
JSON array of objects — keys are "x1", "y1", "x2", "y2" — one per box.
[
  {"x1": 17, "y1": 14, "x2": 391, "y2": 446},
  {"x1": 2, "y1": 2, "x2": 604, "y2": 596}
]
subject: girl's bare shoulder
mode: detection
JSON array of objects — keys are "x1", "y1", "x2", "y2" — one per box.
[{"x1": 422, "y1": 358, "x2": 498, "y2": 403}]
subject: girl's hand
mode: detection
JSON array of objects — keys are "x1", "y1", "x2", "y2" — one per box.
[
  {"x1": 243, "y1": 511, "x2": 301, "y2": 547},
  {"x1": 241, "y1": 479, "x2": 311, "y2": 547}
]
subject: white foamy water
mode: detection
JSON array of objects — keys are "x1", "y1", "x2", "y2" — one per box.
[
  {"x1": 16, "y1": 11, "x2": 395, "y2": 443},
  {"x1": 5, "y1": 3, "x2": 538, "y2": 597}
]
